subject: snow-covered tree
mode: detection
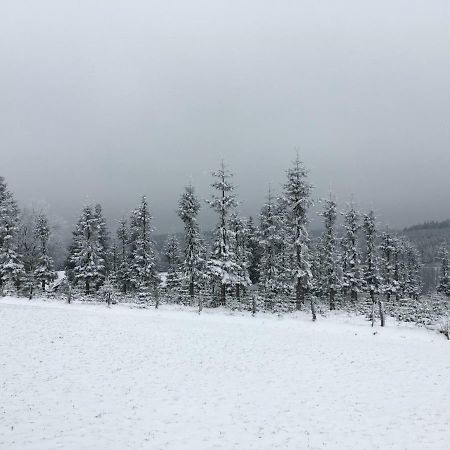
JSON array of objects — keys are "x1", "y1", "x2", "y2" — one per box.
[
  {"x1": 129, "y1": 196, "x2": 159, "y2": 300},
  {"x1": 94, "y1": 204, "x2": 110, "y2": 277},
  {"x1": 17, "y1": 209, "x2": 40, "y2": 296},
  {"x1": 69, "y1": 205, "x2": 106, "y2": 294},
  {"x1": 273, "y1": 196, "x2": 295, "y2": 299},
  {"x1": 229, "y1": 213, "x2": 251, "y2": 298},
  {"x1": 34, "y1": 212, "x2": 57, "y2": 291},
  {"x1": 319, "y1": 197, "x2": 340, "y2": 309},
  {"x1": 404, "y1": 241, "x2": 421, "y2": 300},
  {"x1": 207, "y1": 162, "x2": 241, "y2": 306},
  {"x1": 362, "y1": 211, "x2": 381, "y2": 302},
  {"x1": 0, "y1": 177, "x2": 24, "y2": 294},
  {"x1": 341, "y1": 203, "x2": 362, "y2": 304},
  {"x1": 115, "y1": 219, "x2": 130, "y2": 293},
  {"x1": 245, "y1": 216, "x2": 261, "y2": 285},
  {"x1": 363, "y1": 211, "x2": 385, "y2": 326},
  {"x1": 178, "y1": 184, "x2": 204, "y2": 299},
  {"x1": 163, "y1": 234, "x2": 182, "y2": 292},
  {"x1": 437, "y1": 245, "x2": 450, "y2": 296},
  {"x1": 259, "y1": 189, "x2": 279, "y2": 297},
  {"x1": 282, "y1": 155, "x2": 313, "y2": 310},
  {"x1": 379, "y1": 230, "x2": 396, "y2": 301}
]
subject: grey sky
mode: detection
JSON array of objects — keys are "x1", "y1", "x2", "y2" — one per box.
[{"x1": 1, "y1": 0, "x2": 449, "y2": 233}]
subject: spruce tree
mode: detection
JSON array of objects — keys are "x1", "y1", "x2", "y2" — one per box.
[
  {"x1": 163, "y1": 234, "x2": 182, "y2": 293},
  {"x1": 115, "y1": 218, "x2": 130, "y2": 293},
  {"x1": 363, "y1": 211, "x2": 385, "y2": 326},
  {"x1": 282, "y1": 155, "x2": 313, "y2": 310},
  {"x1": 34, "y1": 212, "x2": 57, "y2": 291},
  {"x1": 342, "y1": 203, "x2": 362, "y2": 304},
  {"x1": 437, "y1": 245, "x2": 450, "y2": 296},
  {"x1": 259, "y1": 189, "x2": 279, "y2": 300},
  {"x1": 178, "y1": 185, "x2": 204, "y2": 299},
  {"x1": 129, "y1": 196, "x2": 159, "y2": 301},
  {"x1": 380, "y1": 230, "x2": 396, "y2": 301},
  {"x1": 69, "y1": 205, "x2": 105, "y2": 294},
  {"x1": 207, "y1": 162, "x2": 240, "y2": 306},
  {"x1": 17, "y1": 209, "x2": 40, "y2": 296},
  {"x1": 246, "y1": 216, "x2": 261, "y2": 285},
  {"x1": 320, "y1": 197, "x2": 340, "y2": 310},
  {"x1": 94, "y1": 204, "x2": 110, "y2": 277},
  {"x1": 404, "y1": 241, "x2": 421, "y2": 300},
  {"x1": 0, "y1": 177, "x2": 24, "y2": 294},
  {"x1": 229, "y1": 213, "x2": 251, "y2": 299}
]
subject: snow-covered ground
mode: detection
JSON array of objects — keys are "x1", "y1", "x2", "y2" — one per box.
[{"x1": 1, "y1": 298, "x2": 450, "y2": 449}]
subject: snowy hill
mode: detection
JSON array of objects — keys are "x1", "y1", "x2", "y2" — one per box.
[{"x1": 1, "y1": 297, "x2": 450, "y2": 449}]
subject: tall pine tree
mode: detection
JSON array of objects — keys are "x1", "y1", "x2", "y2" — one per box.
[
  {"x1": 178, "y1": 185, "x2": 204, "y2": 300},
  {"x1": 283, "y1": 155, "x2": 313, "y2": 310},
  {"x1": 34, "y1": 212, "x2": 57, "y2": 291},
  {"x1": 129, "y1": 196, "x2": 159, "y2": 301}
]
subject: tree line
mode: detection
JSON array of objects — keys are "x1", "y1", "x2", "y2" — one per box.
[{"x1": 1, "y1": 156, "x2": 449, "y2": 323}]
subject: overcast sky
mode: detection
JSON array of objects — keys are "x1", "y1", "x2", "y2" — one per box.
[{"x1": 1, "y1": 0, "x2": 449, "y2": 233}]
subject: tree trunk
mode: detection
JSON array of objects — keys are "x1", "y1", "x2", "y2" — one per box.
[
  {"x1": 378, "y1": 300, "x2": 385, "y2": 327},
  {"x1": 351, "y1": 289, "x2": 358, "y2": 304},
  {"x1": 370, "y1": 291, "x2": 375, "y2": 327},
  {"x1": 236, "y1": 284, "x2": 240, "y2": 299},
  {"x1": 329, "y1": 289, "x2": 336, "y2": 311},
  {"x1": 296, "y1": 279, "x2": 304, "y2": 310},
  {"x1": 155, "y1": 289, "x2": 160, "y2": 309},
  {"x1": 189, "y1": 279, "x2": 195, "y2": 299},
  {"x1": 85, "y1": 280, "x2": 90, "y2": 294},
  {"x1": 252, "y1": 295, "x2": 257, "y2": 316},
  {"x1": 310, "y1": 296, "x2": 317, "y2": 321},
  {"x1": 220, "y1": 283, "x2": 226, "y2": 307}
]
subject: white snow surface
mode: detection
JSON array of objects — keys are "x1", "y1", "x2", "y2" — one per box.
[{"x1": 1, "y1": 297, "x2": 450, "y2": 449}]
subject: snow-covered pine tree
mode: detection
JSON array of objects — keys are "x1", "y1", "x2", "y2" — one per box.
[
  {"x1": 379, "y1": 230, "x2": 396, "y2": 301},
  {"x1": 115, "y1": 218, "x2": 130, "y2": 293},
  {"x1": 163, "y1": 234, "x2": 182, "y2": 295},
  {"x1": 207, "y1": 161, "x2": 240, "y2": 306},
  {"x1": 310, "y1": 237, "x2": 326, "y2": 301},
  {"x1": 229, "y1": 213, "x2": 251, "y2": 299},
  {"x1": 245, "y1": 216, "x2": 261, "y2": 285},
  {"x1": 362, "y1": 211, "x2": 381, "y2": 303},
  {"x1": 69, "y1": 205, "x2": 105, "y2": 294},
  {"x1": 437, "y1": 245, "x2": 450, "y2": 296},
  {"x1": 178, "y1": 184, "x2": 204, "y2": 300},
  {"x1": 342, "y1": 203, "x2": 363, "y2": 304},
  {"x1": 94, "y1": 204, "x2": 110, "y2": 278},
  {"x1": 0, "y1": 177, "x2": 24, "y2": 294},
  {"x1": 259, "y1": 189, "x2": 279, "y2": 301},
  {"x1": 391, "y1": 237, "x2": 409, "y2": 302},
  {"x1": 273, "y1": 196, "x2": 295, "y2": 303},
  {"x1": 404, "y1": 241, "x2": 421, "y2": 300},
  {"x1": 34, "y1": 212, "x2": 57, "y2": 291},
  {"x1": 320, "y1": 197, "x2": 340, "y2": 310},
  {"x1": 17, "y1": 209, "x2": 40, "y2": 297},
  {"x1": 282, "y1": 155, "x2": 313, "y2": 310},
  {"x1": 362, "y1": 211, "x2": 385, "y2": 325},
  {"x1": 129, "y1": 196, "x2": 159, "y2": 301}
]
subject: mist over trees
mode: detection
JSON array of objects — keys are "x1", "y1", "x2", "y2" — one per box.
[{"x1": 0, "y1": 156, "x2": 449, "y2": 325}]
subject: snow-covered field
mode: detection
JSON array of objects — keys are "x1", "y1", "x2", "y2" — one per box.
[{"x1": 1, "y1": 298, "x2": 450, "y2": 449}]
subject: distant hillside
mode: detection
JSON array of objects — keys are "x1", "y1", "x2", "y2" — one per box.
[
  {"x1": 403, "y1": 219, "x2": 450, "y2": 264},
  {"x1": 404, "y1": 219, "x2": 450, "y2": 233}
]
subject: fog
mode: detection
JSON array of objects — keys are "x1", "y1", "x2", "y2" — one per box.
[{"x1": 1, "y1": 0, "x2": 449, "y2": 233}]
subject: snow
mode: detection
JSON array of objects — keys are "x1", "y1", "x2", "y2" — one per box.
[{"x1": 1, "y1": 297, "x2": 450, "y2": 449}]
